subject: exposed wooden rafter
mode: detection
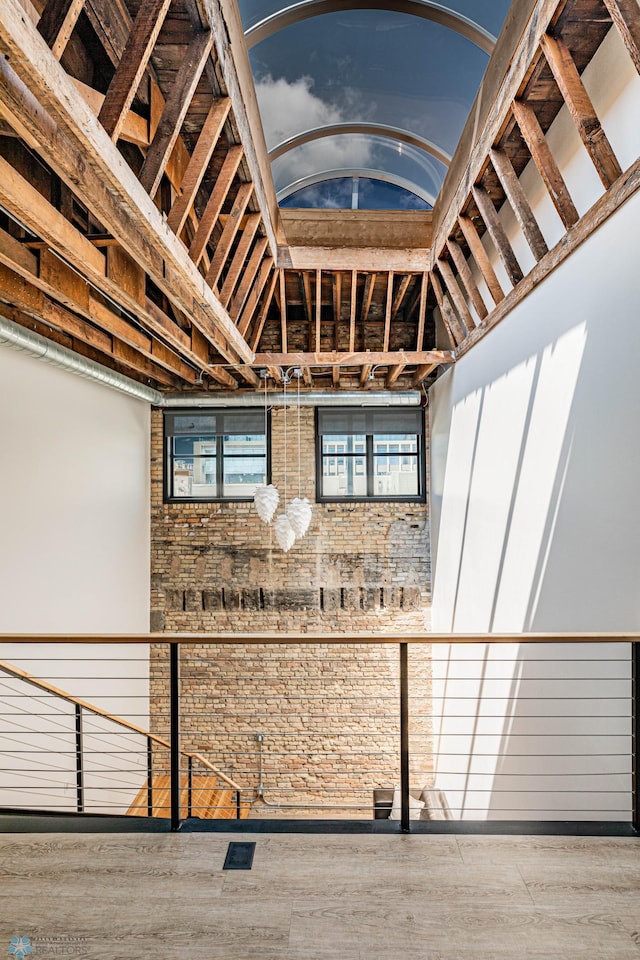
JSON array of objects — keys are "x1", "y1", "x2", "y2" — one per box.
[
  {"x1": 0, "y1": 5, "x2": 253, "y2": 371},
  {"x1": 98, "y1": 0, "x2": 172, "y2": 142},
  {"x1": 254, "y1": 350, "x2": 454, "y2": 367},
  {"x1": 37, "y1": 0, "x2": 86, "y2": 60}
]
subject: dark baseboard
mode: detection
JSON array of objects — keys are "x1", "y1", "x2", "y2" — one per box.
[{"x1": 0, "y1": 809, "x2": 636, "y2": 836}]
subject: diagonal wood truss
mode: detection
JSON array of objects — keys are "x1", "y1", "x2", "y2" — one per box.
[{"x1": 0, "y1": 0, "x2": 638, "y2": 394}]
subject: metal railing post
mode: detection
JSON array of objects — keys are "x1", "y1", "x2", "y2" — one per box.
[
  {"x1": 147, "y1": 736, "x2": 153, "y2": 818},
  {"x1": 74, "y1": 703, "x2": 84, "y2": 814},
  {"x1": 187, "y1": 755, "x2": 193, "y2": 819},
  {"x1": 236, "y1": 789, "x2": 241, "y2": 819},
  {"x1": 400, "y1": 642, "x2": 410, "y2": 833},
  {"x1": 170, "y1": 642, "x2": 181, "y2": 831}
]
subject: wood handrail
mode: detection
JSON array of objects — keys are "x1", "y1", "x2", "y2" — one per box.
[
  {"x1": 0, "y1": 657, "x2": 243, "y2": 793},
  {"x1": 0, "y1": 633, "x2": 638, "y2": 644}
]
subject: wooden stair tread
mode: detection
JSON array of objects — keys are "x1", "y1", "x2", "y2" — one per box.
[{"x1": 127, "y1": 773, "x2": 249, "y2": 819}]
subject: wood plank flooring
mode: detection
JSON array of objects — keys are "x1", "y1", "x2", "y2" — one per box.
[{"x1": 0, "y1": 833, "x2": 638, "y2": 959}]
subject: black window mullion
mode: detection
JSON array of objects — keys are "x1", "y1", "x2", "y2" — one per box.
[
  {"x1": 366, "y1": 434, "x2": 374, "y2": 497},
  {"x1": 216, "y1": 435, "x2": 224, "y2": 498}
]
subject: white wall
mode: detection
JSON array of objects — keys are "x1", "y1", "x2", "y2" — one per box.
[
  {"x1": 428, "y1": 26, "x2": 640, "y2": 819},
  {"x1": 0, "y1": 345, "x2": 151, "y2": 813}
]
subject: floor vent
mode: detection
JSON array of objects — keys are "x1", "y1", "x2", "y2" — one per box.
[{"x1": 223, "y1": 841, "x2": 256, "y2": 870}]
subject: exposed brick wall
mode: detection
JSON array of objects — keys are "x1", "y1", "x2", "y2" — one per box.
[{"x1": 150, "y1": 404, "x2": 433, "y2": 812}]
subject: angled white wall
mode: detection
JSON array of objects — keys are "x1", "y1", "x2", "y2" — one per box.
[
  {"x1": 428, "y1": 26, "x2": 639, "y2": 819},
  {"x1": 0, "y1": 345, "x2": 151, "y2": 813}
]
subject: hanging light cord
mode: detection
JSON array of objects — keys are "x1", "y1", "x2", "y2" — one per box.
[
  {"x1": 297, "y1": 372, "x2": 302, "y2": 498},
  {"x1": 264, "y1": 372, "x2": 268, "y2": 463},
  {"x1": 283, "y1": 376, "x2": 287, "y2": 506}
]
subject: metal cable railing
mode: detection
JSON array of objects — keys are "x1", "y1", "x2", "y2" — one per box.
[
  {"x1": 0, "y1": 657, "x2": 243, "y2": 819},
  {"x1": 0, "y1": 634, "x2": 637, "y2": 831}
]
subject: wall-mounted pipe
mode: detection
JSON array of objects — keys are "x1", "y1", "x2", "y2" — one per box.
[
  {"x1": 0, "y1": 315, "x2": 422, "y2": 407},
  {"x1": 161, "y1": 390, "x2": 421, "y2": 407},
  {"x1": 0, "y1": 314, "x2": 164, "y2": 404}
]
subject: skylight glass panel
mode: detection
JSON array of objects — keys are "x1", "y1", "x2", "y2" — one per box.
[
  {"x1": 272, "y1": 134, "x2": 446, "y2": 204},
  {"x1": 251, "y1": 13, "x2": 488, "y2": 160},
  {"x1": 239, "y1": 1, "x2": 512, "y2": 208}
]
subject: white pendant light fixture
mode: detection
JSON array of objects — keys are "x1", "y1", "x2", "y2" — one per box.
[
  {"x1": 286, "y1": 368, "x2": 313, "y2": 537},
  {"x1": 254, "y1": 483, "x2": 279, "y2": 523},
  {"x1": 273, "y1": 513, "x2": 296, "y2": 552},
  {"x1": 287, "y1": 497, "x2": 312, "y2": 537},
  {"x1": 253, "y1": 370, "x2": 280, "y2": 523}
]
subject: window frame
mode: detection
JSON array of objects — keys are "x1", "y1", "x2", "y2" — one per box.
[
  {"x1": 315, "y1": 407, "x2": 426, "y2": 503},
  {"x1": 163, "y1": 408, "x2": 271, "y2": 503}
]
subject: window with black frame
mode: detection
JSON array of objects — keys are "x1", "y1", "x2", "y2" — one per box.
[
  {"x1": 316, "y1": 407, "x2": 425, "y2": 501},
  {"x1": 164, "y1": 410, "x2": 269, "y2": 502}
]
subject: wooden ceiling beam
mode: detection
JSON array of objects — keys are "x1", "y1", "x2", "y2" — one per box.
[
  {"x1": 349, "y1": 270, "x2": 357, "y2": 352},
  {"x1": 360, "y1": 363, "x2": 373, "y2": 387},
  {"x1": 315, "y1": 268, "x2": 322, "y2": 353},
  {"x1": 332, "y1": 271, "x2": 341, "y2": 386},
  {"x1": 457, "y1": 214, "x2": 505, "y2": 306},
  {"x1": 383, "y1": 271, "x2": 394, "y2": 351},
  {"x1": 37, "y1": 0, "x2": 86, "y2": 61},
  {"x1": 198, "y1": 0, "x2": 279, "y2": 258},
  {"x1": 430, "y1": 270, "x2": 464, "y2": 347},
  {"x1": 415, "y1": 271, "x2": 428, "y2": 350},
  {"x1": 166, "y1": 97, "x2": 231, "y2": 237},
  {"x1": 282, "y1": 246, "x2": 430, "y2": 272},
  {"x1": 300, "y1": 271, "x2": 313, "y2": 326},
  {"x1": 488, "y1": 148, "x2": 548, "y2": 262},
  {"x1": 218, "y1": 213, "x2": 261, "y2": 309},
  {"x1": 471, "y1": 183, "x2": 524, "y2": 288},
  {"x1": 0, "y1": 156, "x2": 217, "y2": 376},
  {"x1": 436, "y1": 258, "x2": 475, "y2": 333},
  {"x1": 279, "y1": 267, "x2": 288, "y2": 353},
  {"x1": 385, "y1": 364, "x2": 405, "y2": 388},
  {"x1": 249, "y1": 266, "x2": 278, "y2": 352},
  {"x1": 205, "y1": 182, "x2": 253, "y2": 290},
  {"x1": 540, "y1": 32, "x2": 622, "y2": 190},
  {"x1": 446, "y1": 240, "x2": 487, "y2": 321},
  {"x1": 511, "y1": 99, "x2": 579, "y2": 230},
  {"x1": 228, "y1": 363, "x2": 259, "y2": 387},
  {"x1": 188, "y1": 145, "x2": 243, "y2": 267},
  {"x1": 391, "y1": 273, "x2": 412, "y2": 320},
  {"x1": 83, "y1": 0, "x2": 135, "y2": 72},
  {"x1": 229, "y1": 236, "x2": 268, "y2": 321},
  {"x1": 431, "y1": 0, "x2": 561, "y2": 258},
  {"x1": 602, "y1": 0, "x2": 640, "y2": 74},
  {"x1": 0, "y1": 299, "x2": 183, "y2": 387},
  {"x1": 253, "y1": 350, "x2": 454, "y2": 367},
  {"x1": 73, "y1": 79, "x2": 148, "y2": 148},
  {"x1": 457, "y1": 153, "x2": 640, "y2": 361},
  {"x1": 97, "y1": 0, "x2": 172, "y2": 142},
  {"x1": 360, "y1": 273, "x2": 375, "y2": 324},
  {"x1": 138, "y1": 29, "x2": 215, "y2": 198},
  {"x1": 0, "y1": 258, "x2": 199, "y2": 384},
  {"x1": 412, "y1": 363, "x2": 437, "y2": 386},
  {"x1": 70, "y1": 76, "x2": 206, "y2": 260},
  {"x1": 237, "y1": 256, "x2": 274, "y2": 338},
  {"x1": 0, "y1": 14, "x2": 253, "y2": 363},
  {"x1": 332, "y1": 270, "x2": 341, "y2": 348}
]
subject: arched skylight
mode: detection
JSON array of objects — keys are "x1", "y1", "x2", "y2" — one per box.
[{"x1": 239, "y1": 0, "x2": 512, "y2": 208}]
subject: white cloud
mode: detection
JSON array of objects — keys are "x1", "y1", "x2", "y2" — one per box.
[
  {"x1": 255, "y1": 75, "x2": 372, "y2": 194},
  {"x1": 255, "y1": 75, "x2": 343, "y2": 147}
]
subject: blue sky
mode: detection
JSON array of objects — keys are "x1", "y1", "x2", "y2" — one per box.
[{"x1": 240, "y1": 1, "x2": 512, "y2": 208}]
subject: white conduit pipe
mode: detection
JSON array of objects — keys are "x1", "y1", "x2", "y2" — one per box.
[
  {"x1": 0, "y1": 314, "x2": 164, "y2": 405},
  {"x1": 0, "y1": 314, "x2": 422, "y2": 407},
  {"x1": 161, "y1": 390, "x2": 422, "y2": 407}
]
